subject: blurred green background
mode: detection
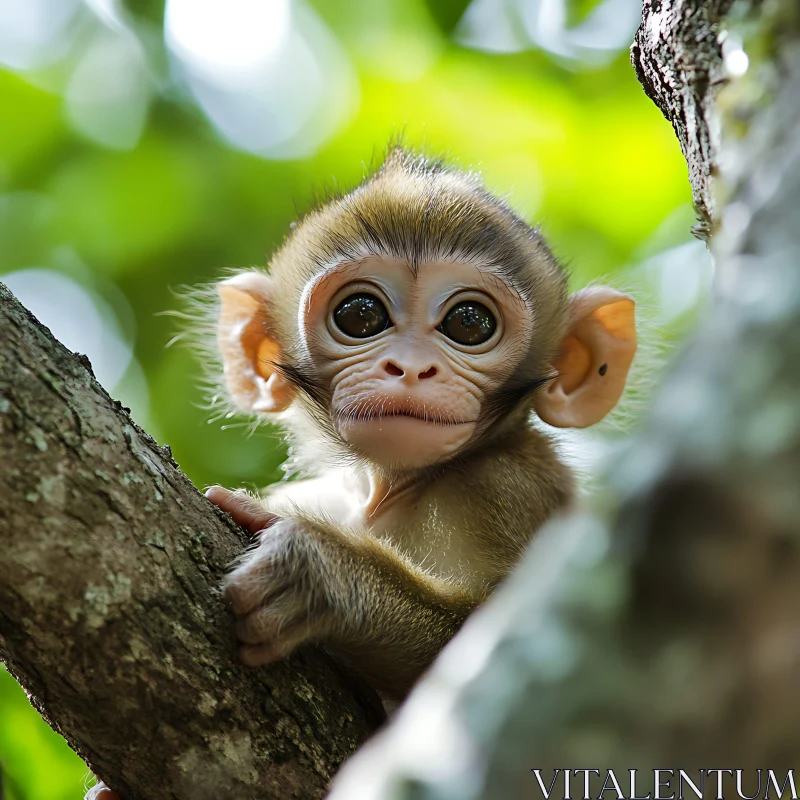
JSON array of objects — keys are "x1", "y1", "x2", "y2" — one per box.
[{"x1": 0, "y1": 0, "x2": 704, "y2": 796}]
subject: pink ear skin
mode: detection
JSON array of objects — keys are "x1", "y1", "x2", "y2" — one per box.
[
  {"x1": 535, "y1": 287, "x2": 636, "y2": 429},
  {"x1": 217, "y1": 272, "x2": 295, "y2": 414}
]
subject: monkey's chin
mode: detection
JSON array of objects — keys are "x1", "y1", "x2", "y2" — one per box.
[{"x1": 338, "y1": 417, "x2": 476, "y2": 469}]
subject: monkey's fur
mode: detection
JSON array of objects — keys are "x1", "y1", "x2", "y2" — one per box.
[{"x1": 206, "y1": 148, "x2": 636, "y2": 700}]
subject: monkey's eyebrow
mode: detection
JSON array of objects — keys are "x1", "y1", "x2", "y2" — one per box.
[
  {"x1": 301, "y1": 259, "x2": 368, "y2": 318},
  {"x1": 310, "y1": 258, "x2": 372, "y2": 297},
  {"x1": 475, "y1": 266, "x2": 527, "y2": 307}
]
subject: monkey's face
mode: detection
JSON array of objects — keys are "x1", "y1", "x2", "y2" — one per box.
[
  {"x1": 300, "y1": 256, "x2": 533, "y2": 469},
  {"x1": 216, "y1": 152, "x2": 637, "y2": 468}
]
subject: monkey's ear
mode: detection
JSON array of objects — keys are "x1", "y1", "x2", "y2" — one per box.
[
  {"x1": 534, "y1": 287, "x2": 636, "y2": 428},
  {"x1": 217, "y1": 272, "x2": 295, "y2": 413}
]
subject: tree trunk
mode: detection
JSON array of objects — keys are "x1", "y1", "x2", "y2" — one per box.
[
  {"x1": 328, "y1": 1, "x2": 800, "y2": 797},
  {"x1": 0, "y1": 285, "x2": 384, "y2": 800}
]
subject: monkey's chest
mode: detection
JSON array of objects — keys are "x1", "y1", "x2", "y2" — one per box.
[
  {"x1": 264, "y1": 472, "x2": 367, "y2": 526},
  {"x1": 368, "y1": 499, "x2": 485, "y2": 583},
  {"x1": 265, "y1": 473, "x2": 481, "y2": 582}
]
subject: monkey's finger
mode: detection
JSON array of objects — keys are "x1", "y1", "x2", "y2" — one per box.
[
  {"x1": 240, "y1": 642, "x2": 286, "y2": 667},
  {"x1": 222, "y1": 560, "x2": 289, "y2": 615},
  {"x1": 235, "y1": 600, "x2": 303, "y2": 644},
  {"x1": 239, "y1": 628, "x2": 309, "y2": 666},
  {"x1": 84, "y1": 784, "x2": 120, "y2": 800},
  {"x1": 205, "y1": 486, "x2": 279, "y2": 535},
  {"x1": 222, "y1": 571, "x2": 268, "y2": 616}
]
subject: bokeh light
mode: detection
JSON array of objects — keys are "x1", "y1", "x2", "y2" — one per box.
[{"x1": 0, "y1": 0, "x2": 83, "y2": 71}]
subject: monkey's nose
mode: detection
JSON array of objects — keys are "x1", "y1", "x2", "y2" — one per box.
[
  {"x1": 384, "y1": 362, "x2": 404, "y2": 377},
  {"x1": 383, "y1": 362, "x2": 438, "y2": 381}
]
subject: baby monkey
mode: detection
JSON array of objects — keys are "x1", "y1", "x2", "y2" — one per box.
[
  {"x1": 207, "y1": 147, "x2": 635, "y2": 695},
  {"x1": 90, "y1": 148, "x2": 635, "y2": 799}
]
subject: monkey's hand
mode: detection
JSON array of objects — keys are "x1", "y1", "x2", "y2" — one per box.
[
  {"x1": 207, "y1": 485, "x2": 479, "y2": 696},
  {"x1": 207, "y1": 486, "x2": 338, "y2": 666}
]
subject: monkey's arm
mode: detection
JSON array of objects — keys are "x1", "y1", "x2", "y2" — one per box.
[{"x1": 209, "y1": 488, "x2": 480, "y2": 699}]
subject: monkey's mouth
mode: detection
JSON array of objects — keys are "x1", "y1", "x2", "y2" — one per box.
[{"x1": 335, "y1": 401, "x2": 474, "y2": 427}]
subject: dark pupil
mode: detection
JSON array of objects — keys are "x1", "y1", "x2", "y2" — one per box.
[
  {"x1": 440, "y1": 301, "x2": 496, "y2": 346},
  {"x1": 333, "y1": 293, "x2": 391, "y2": 339}
]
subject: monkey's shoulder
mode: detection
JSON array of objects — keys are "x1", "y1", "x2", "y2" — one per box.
[{"x1": 440, "y1": 422, "x2": 575, "y2": 515}]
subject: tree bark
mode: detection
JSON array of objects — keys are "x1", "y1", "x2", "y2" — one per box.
[
  {"x1": 631, "y1": 0, "x2": 734, "y2": 239},
  {"x1": 328, "y1": 1, "x2": 800, "y2": 797},
  {"x1": 0, "y1": 285, "x2": 384, "y2": 800}
]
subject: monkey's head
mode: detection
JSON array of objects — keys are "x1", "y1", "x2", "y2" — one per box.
[{"x1": 215, "y1": 149, "x2": 636, "y2": 473}]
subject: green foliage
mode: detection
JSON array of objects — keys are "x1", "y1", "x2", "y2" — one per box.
[
  {"x1": 421, "y1": 0, "x2": 474, "y2": 34},
  {"x1": 0, "y1": 0, "x2": 693, "y2": 796},
  {"x1": 567, "y1": 0, "x2": 609, "y2": 26},
  {"x1": 0, "y1": 71, "x2": 64, "y2": 180},
  {"x1": 120, "y1": 0, "x2": 166, "y2": 26}
]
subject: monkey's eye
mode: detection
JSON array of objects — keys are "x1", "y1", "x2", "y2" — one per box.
[
  {"x1": 332, "y1": 293, "x2": 392, "y2": 339},
  {"x1": 438, "y1": 301, "x2": 497, "y2": 346}
]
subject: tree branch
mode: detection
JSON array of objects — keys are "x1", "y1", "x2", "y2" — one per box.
[{"x1": 0, "y1": 285, "x2": 384, "y2": 800}]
